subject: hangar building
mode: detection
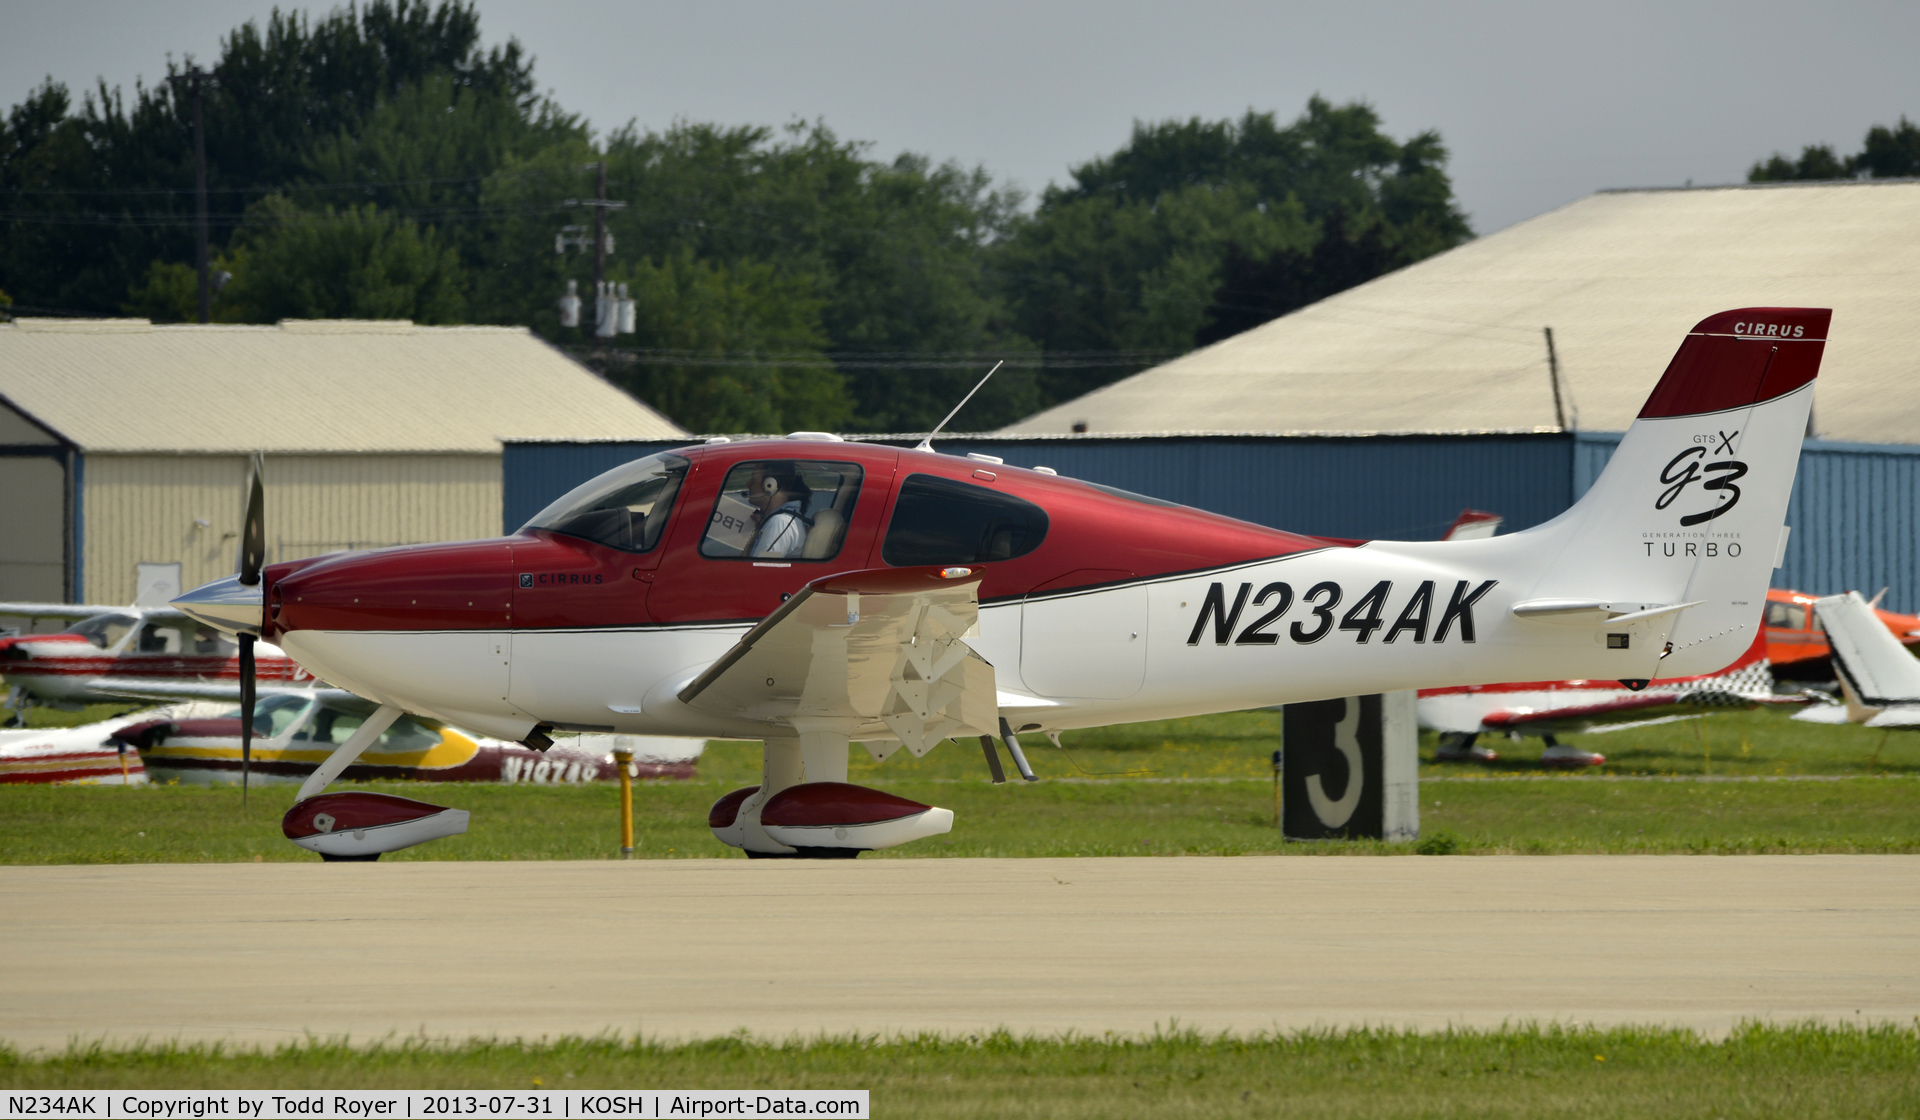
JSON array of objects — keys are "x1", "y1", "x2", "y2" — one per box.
[
  {"x1": 0, "y1": 317, "x2": 681, "y2": 607},
  {"x1": 1006, "y1": 180, "x2": 1920, "y2": 442}
]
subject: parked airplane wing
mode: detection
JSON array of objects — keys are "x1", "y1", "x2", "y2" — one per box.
[
  {"x1": 0, "y1": 602, "x2": 133, "y2": 623},
  {"x1": 1477, "y1": 691, "x2": 1686, "y2": 731},
  {"x1": 88, "y1": 677, "x2": 372, "y2": 712},
  {"x1": 677, "y1": 565, "x2": 998, "y2": 756}
]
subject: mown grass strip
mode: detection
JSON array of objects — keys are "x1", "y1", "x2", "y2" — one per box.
[
  {"x1": 4, "y1": 770, "x2": 1919, "y2": 863},
  {"x1": 4, "y1": 1023, "x2": 1917, "y2": 1117}
]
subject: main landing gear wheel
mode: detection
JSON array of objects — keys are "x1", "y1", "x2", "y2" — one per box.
[
  {"x1": 1539, "y1": 735, "x2": 1606, "y2": 769},
  {"x1": 1434, "y1": 732, "x2": 1498, "y2": 763}
]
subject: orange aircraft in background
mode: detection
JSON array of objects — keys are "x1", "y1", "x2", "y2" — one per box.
[{"x1": 1765, "y1": 587, "x2": 1920, "y2": 680}]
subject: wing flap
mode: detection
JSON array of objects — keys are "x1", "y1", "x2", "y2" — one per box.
[{"x1": 678, "y1": 566, "x2": 998, "y2": 749}]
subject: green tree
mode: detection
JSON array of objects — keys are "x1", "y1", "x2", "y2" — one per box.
[
  {"x1": 1857, "y1": 117, "x2": 1920, "y2": 178},
  {"x1": 583, "y1": 122, "x2": 1035, "y2": 431},
  {"x1": 1749, "y1": 144, "x2": 1851, "y2": 181},
  {"x1": 0, "y1": 1, "x2": 528, "y2": 317},
  {"x1": 997, "y1": 97, "x2": 1468, "y2": 406},
  {"x1": 217, "y1": 194, "x2": 467, "y2": 322},
  {"x1": 1748, "y1": 117, "x2": 1920, "y2": 182},
  {"x1": 602, "y1": 251, "x2": 846, "y2": 434}
]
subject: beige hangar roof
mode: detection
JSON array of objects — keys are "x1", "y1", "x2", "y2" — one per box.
[
  {"x1": 1004, "y1": 180, "x2": 1920, "y2": 443},
  {"x1": 0, "y1": 318, "x2": 684, "y2": 453}
]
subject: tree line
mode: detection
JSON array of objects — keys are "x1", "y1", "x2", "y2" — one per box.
[
  {"x1": 1749, "y1": 118, "x2": 1920, "y2": 182},
  {"x1": 0, "y1": 1, "x2": 1472, "y2": 433}
]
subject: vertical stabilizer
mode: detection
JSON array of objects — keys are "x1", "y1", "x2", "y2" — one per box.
[{"x1": 1507, "y1": 309, "x2": 1828, "y2": 679}]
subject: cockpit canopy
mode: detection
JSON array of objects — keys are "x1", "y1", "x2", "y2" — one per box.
[{"x1": 521, "y1": 452, "x2": 691, "y2": 553}]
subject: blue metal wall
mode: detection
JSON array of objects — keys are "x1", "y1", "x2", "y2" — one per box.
[
  {"x1": 505, "y1": 434, "x2": 1576, "y2": 544},
  {"x1": 507, "y1": 432, "x2": 1920, "y2": 613}
]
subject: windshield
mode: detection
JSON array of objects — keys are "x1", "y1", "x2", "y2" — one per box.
[
  {"x1": 69, "y1": 613, "x2": 138, "y2": 650},
  {"x1": 521, "y1": 453, "x2": 691, "y2": 553}
]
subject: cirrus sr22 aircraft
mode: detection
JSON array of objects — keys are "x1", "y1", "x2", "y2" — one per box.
[{"x1": 175, "y1": 308, "x2": 1830, "y2": 859}]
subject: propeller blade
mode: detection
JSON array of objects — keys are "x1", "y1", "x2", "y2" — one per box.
[
  {"x1": 239, "y1": 632, "x2": 255, "y2": 806},
  {"x1": 238, "y1": 454, "x2": 265, "y2": 586}
]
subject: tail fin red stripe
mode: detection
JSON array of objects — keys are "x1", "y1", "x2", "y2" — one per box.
[{"x1": 1637, "y1": 307, "x2": 1830, "y2": 420}]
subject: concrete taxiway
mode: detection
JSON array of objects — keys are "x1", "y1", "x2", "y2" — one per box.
[{"x1": 3, "y1": 856, "x2": 1916, "y2": 1050}]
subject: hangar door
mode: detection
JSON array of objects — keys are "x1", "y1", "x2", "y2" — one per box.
[{"x1": 0, "y1": 456, "x2": 66, "y2": 601}]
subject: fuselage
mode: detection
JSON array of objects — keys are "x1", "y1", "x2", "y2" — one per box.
[
  {"x1": 250, "y1": 437, "x2": 1746, "y2": 746},
  {"x1": 0, "y1": 611, "x2": 308, "y2": 704}
]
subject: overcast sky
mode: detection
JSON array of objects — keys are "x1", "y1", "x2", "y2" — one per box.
[{"x1": 5, "y1": 1, "x2": 1917, "y2": 233}]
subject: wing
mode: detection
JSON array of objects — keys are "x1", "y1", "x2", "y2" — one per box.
[
  {"x1": 0, "y1": 602, "x2": 131, "y2": 623},
  {"x1": 1478, "y1": 691, "x2": 1689, "y2": 733},
  {"x1": 87, "y1": 678, "x2": 376, "y2": 713},
  {"x1": 677, "y1": 565, "x2": 997, "y2": 758},
  {"x1": 1863, "y1": 705, "x2": 1920, "y2": 729}
]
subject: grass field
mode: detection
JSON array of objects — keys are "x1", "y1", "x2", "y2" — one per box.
[
  {"x1": 3, "y1": 706, "x2": 1917, "y2": 862},
  {"x1": 4, "y1": 1024, "x2": 1917, "y2": 1117},
  {"x1": 7, "y1": 706, "x2": 1918, "y2": 1109}
]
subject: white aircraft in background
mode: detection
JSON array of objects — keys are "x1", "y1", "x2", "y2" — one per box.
[
  {"x1": 0, "y1": 601, "x2": 312, "y2": 721},
  {"x1": 1799, "y1": 590, "x2": 1920, "y2": 728},
  {"x1": 174, "y1": 307, "x2": 1832, "y2": 860},
  {"x1": 1419, "y1": 629, "x2": 1805, "y2": 767}
]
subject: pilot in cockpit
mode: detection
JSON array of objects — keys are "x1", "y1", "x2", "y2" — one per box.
[{"x1": 746, "y1": 462, "x2": 813, "y2": 559}]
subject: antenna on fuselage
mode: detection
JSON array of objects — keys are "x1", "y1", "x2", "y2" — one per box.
[{"x1": 914, "y1": 360, "x2": 1003, "y2": 453}]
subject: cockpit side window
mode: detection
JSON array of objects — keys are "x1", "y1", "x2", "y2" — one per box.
[
  {"x1": 138, "y1": 623, "x2": 185, "y2": 654},
  {"x1": 699, "y1": 460, "x2": 864, "y2": 561},
  {"x1": 297, "y1": 706, "x2": 441, "y2": 751},
  {"x1": 882, "y1": 473, "x2": 1048, "y2": 567},
  {"x1": 522, "y1": 453, "x2": 691, "y2": 553}
]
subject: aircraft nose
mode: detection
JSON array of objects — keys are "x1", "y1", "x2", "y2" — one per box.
[
  {"x1": 173, "y1": 574, "x2": 265, "y2": 636},
  {"x1": 269, "y1": 540, "x2": 516, "y2": 636}
]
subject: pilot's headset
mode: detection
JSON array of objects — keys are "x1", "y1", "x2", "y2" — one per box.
[{"x1": 759, "y1": 463, "x2": 812, "y2": 510}]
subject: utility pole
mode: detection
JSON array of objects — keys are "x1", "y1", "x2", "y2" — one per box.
[
  {"x1": 1544, "y1": 326, "x2": 1568, "y2": 431},
  {"x1": 556, "y1": 161, "x2": 627, "y2": 340},
  {"x1": 593, "y1": 160, "x2": 608, "y2": 294},
  {"x1": 168, "y1": 65, "x2": 214, "y2": 323}
]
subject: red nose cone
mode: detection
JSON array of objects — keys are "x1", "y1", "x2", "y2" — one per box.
[{"x1": 268, "y1": 540, "x2": 515, "y2": 636}]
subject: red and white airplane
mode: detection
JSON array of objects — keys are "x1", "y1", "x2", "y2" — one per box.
[
  {"x1": 175, "y1": 308, "x2": 1831, "y2": 858},
  {"x1": 1418, "y1": 629, "x2": 1805, "y2": 767},
  {"x1": 0, "y1": 604, "x2": 311, "y2": 717}
]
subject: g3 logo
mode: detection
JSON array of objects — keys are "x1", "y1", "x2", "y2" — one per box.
[{"x1": 1657, "y1": 446, "x2": 1748, "y2": 526}]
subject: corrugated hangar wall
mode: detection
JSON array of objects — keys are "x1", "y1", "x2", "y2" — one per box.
[
  {"x1": 507, "y1": 434, "x2": 1920, "y2": 615},
  {"x1": 82, "y1": 453, "x2": 500, "y2": 605}
]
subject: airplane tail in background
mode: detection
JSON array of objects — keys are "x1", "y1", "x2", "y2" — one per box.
[
  {"x1": 1815, "y1": 591, "x2": 1920, "y2": 708},
  {"x1": 1505, "y1": 308, "x2": 1829, "y2": 680}
]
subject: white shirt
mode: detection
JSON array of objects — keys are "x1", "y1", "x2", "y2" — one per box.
[{"x1": 750, "y1": 500, "x2": 809, "y2": 558}]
